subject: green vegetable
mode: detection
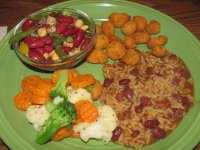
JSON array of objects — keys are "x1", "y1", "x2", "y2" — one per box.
[
  {"x1": 36, "y1": 70, "x2": 77, "y2": 144},
  {"x1": 51, "y1": 70, "x2": 68, "y2": 100},
  {"x1": 36, "y1": 100, "x2": 77, "y2": 144},
  {"x1": 9, "y1": 28, "x2": 34, "y2": 45},
  {"x1": 46, "y1": 101, "x2": 56, "y2": 113},
  {"x1": 54, "y1": 44, "x2": 67, "y2": 60}
]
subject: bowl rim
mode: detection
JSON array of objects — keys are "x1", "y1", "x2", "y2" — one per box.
[{"x1": 12, "y1": 8, "x2": 96, "y2": 66}]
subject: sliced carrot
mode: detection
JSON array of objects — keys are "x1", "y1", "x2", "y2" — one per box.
[
  {"x1": 31, "y1": 94, "x2": 50, "y2": 105},
  {"x1": 71, "y1": 74, "x2": 95, "y2": 89},
  {"x1": 14, "y1": 91, "x2": 32, "y2": 111},
  {"x1": 67, "y1": 69, "x2": 80, "y2": 85},
  {"x1": 35, "y1": 79, "x2": 54, "y2": 93},
  {"x1": 22, "y1": 75, "x2": 41, "y2": 92},
  {"x1": 70, "y1": 132, "x2": 80, "y2": 138},
  {"x1": 51, "y1": 70, "x2": 61, "y2": 84},
  {"x1": 52, "y1": 127, "x2": 73, "y2": 141},
  {"x1": 79, "y1": 102, "x2": 98, "y2": 122}
]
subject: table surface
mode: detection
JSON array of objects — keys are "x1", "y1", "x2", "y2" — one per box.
[{"x1": 0, "y1": 0, "x2": 199, "y2": 150}]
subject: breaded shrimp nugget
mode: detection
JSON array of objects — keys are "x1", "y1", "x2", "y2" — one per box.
[
  {"x1": 147, "y1": 35, "x2": 168, "y2": 49},
  {"x1": 108, "y1": 35, "x2": 123, "y2": 43},
  {"x1": 87, "y1": 49, "x2": 107, "y2": 64},
  {"x1": 106, "y1": 42, "x2": 126, "y2": 60},
  {"x1": 109, "y1": 12, "x2": 131, "y2": 28},
  {"x1": 133, "y1": 16, "x2": 147, "y2": 32},
  {"x1": 133, "y1": 31, "x2": 150, "y2": 44},
  {"x1": 95, "y1": 34, "x2": 109, "y2": 49},
  {"x1": 90, "y1": 80, "x2": 103, "y2": 100},
  {"x1": 151, "y1": 46, "x2": 167, "y2": 57},
  {"x1": 95, "y1": 24, "x2": 102, "y2": 34},
  {"x1": 122, "y1": 49, "x2": 140, "y2": 65},
  {"x1": 123, "y1": 35, "x2": 136, "y2": 49},
  {"x1": 145, "y1": 20, "x2": 161, "y2": 35},
  {"x1": 101, "y1": 21, "x2": 115, "y2": 36},
  {"x1": 121, "y1": 20, "x2": 137, "y2": 35}
]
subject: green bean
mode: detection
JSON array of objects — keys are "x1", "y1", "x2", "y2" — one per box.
[
  {"x1": 54, "y1": 44, "x2": 67, "y2": 59},
  {"x1": 9, "y1": 28, "x2": 34, "y2": 45}
]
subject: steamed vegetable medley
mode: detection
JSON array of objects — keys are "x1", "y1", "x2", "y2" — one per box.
[
  {"x1": 14, "y1": 69, "x2": 118, "y2": 144},
  {"x1": 10, "y1": 10, "x2": 93, "y2": 61}
]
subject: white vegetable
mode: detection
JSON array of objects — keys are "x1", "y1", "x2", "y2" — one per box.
[
  {"x1": 67, "y1": 88, "x2": 92, "y2": 104},
  {"x1": 46, "y1": 16, "x2": 57, "y2": 26},
  {"x1": 26, "y1": 105, "x2": 50, "y2": 131},
  {"x1": 53, "y1": 96, "x2": 64, "y2": 105},
  {"x1": 73, "y1": 105, "x2": 118, "y2": 143}
]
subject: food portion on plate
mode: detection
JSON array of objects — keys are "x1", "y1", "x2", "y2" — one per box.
[
  {"x1": 14, "y1": 69, "x2": 118, "y2": 144},
  {"x1": 12, "y1": 10, "x2": 195, "y2": 149}
]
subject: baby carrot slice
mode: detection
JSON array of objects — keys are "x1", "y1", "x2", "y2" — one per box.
[
  {"x1": 67, "y1": 69, "x2": 80, "y2": 84},
  {"x1": 22, "y1": 75, "x2": 41, "y2": 92},
  {"x1": 31, "y1": 94, "x2": 50, "y2": 105},
  {"x1": 79, "y1": 102, "x2": 98, "y2": 122},
  {"x1": 70, "y1": 131, "x2": 80, "y2": 138},
  {"x1": 52, "y1": 127, "x2": 73, "y2": 141},
  {"x1": 71, "y1": 74, "x2": 95, "y2": 89},
  {"x1": 14, "y1": 91, "x2": 32, "y2": 111},
  {"x1": 51, "y1": 70, "x2": 61, "y2": 84}
]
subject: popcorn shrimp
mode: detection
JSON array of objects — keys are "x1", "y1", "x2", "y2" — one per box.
[
  {"x1": 122, "y1": 49, "x2": 140, "y2": 65},
  {"x1": 90, "y1": 80, "x2": 103, "y2": 100},
  {"x1": 151, "y1": 46, "x2": 167, "y2": 57},
  {"x1": 109, "y1": 12, "x2": 131, "y2": 28},
  {"x1": 145, "y1": 20, "x2": 161, "y2": 35},
  {"x1": 101, "y1": 21, "x2": 115, "y2": 36},
  {"x1": 133, "y1": 31, "x2": 150, "y2": 44},
  {"x1": 133, "y1": 16, "x2": 147, "y2": 32},
  {"x1": 95, "y1": 24, "x2": 102, "y2": 34},
  {"x1": 108, "y1": 35, "x2": 123, "y2": 43},
  {"x1": 121, "y1": 20, "x2": 137, "y2": 35},
  {"x1": 87, "y1": 49, "x2": 107, "y2": 64},
  {"x1": 106, "y1": 42, "x2": 126, "y2": 60},
  {"x1": 95, "y1": 34, "x2": 109, "y2": 49},
  {"x1": 147, "y1": 35, "x2": 168, "y2": 49},
  {"x1": 123, "y1": 35, "x2": 136, "y2": 49}
]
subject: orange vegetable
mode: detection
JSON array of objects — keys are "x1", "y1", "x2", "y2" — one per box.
[
  {"x1": 70, "y1": 131, "x2": 80, "y2": 138},
  {"x1": 22, "y1": 75, "x2": 41, "y2": 92},
  {"x1": 79, "y1": 102, "x2": 98, "y2": 122},
  {"x1": 67, "y1": 69, "x2": 80, "y2": 85},
  {"x1": 14, "y1": 91, "x2": 32, "y2": 111},
  {"x1": 71, "y1": 74, "x2": 95, "y2": 89},
  {"x1": 51, "y1": 70, "x2": 61, "y2": 84},
  {"x1": 52, "y1": 127, "x2": 73, "y2": 141},
  {"x1": 31, "y1": 94, "x2": 50, "y2": 105}
]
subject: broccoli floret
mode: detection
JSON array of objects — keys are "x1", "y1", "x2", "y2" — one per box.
[
  {"x1": 36, "y1": 100, "x2": 77, "y2": 144},
  {"x1": 50, "y1": 70, "x2": 68, "y2": 99}
]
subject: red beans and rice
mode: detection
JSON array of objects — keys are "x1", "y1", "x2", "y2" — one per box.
[{"x1": 102, "y1": 52, "x2": 194, "y2": 148}]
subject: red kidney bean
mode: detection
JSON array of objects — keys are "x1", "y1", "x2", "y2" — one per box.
[
  {"x1": 172, "y1": 108, "x2": 184, "y2": 122},
  {"x1": 172, "y1": 76, "x2": 180, "y2": 86},
  {"x1": 152, "y1": 127, "x2": 167, "y2": 139},
  {"x1": 63, "y1": 27, "x2": 78, "y2": 37},
  {"x1": 44, "y1": 45, "x2": 53, "y2": 53},
  {"x1": 157, "y1": 98, "x2": 171, "y2": 108},
  {"x1": 103, "y1": 78, "x2": 113, "y2": 87},
  {"x1": 135, "y1": 105, "x2": 143, "y2": 113},
  {"x1": 130, "y1": 67, "x2": 139, "y2": 76},
  {"x1": 184, "y1": 82, "x2": 193, "y2": 91},
  {"x1": 33, "y1": 47, "x2": 45, "y2": 55},
  {"x1": 112, "y1": 126, "x2": 123, "y2": 141},
  {"x1": 22, "y1": 18, "x2": 35, "y2": 31},
  {"x1": 140, "y1": 96, "x2": 152, "y2": 107},
  {"x1": 146, "y1": 67, "x2": 153, "y2": 75},
  {"x1": 172, "y1": 92, "x2": 182, "y2": 103},
  {"x1": 44, "y1": 36, "x2": 53, "y2": 44},
  {"x1": 24, "y1": 36, "x2": 37, "y2": 44},
  {"x1": 132, "y1": 130, "x2": 140, "y2": 138},
  {"x1": 179, "y1": 68, "x2": 190, "y2": 79},
  {"x1": 181, "y1": 96, "x2": 192, "y2": 109},
  {"x1": 28, "y1": 38, "x2": 46, "y2": 49},
  {"x1": 123, "y1": 86, "x2": 134, "y2": 101},
  {"x1": 119, "y1": 79, "x2": 130, "y2": 86},
  {"x1": 73, "y1": 29, "x2": 85, "y2": 47},
  {"x1": 115, "y1": 91, "x2": 124, "y2": 102},
  {"x1": 80, "y1": 38, "x2": 91, "y2": 50},
  {"x1": 63, "y1": 46, "x2": 73, "y2": 53},
  {"x1": 143, "y1": 119, "x2": 159, "y2": 129},
  {"x1": 116, "y1": 62, "x2": 125, "y2": 68},
  {"x1": 57, "y1": 16, "x2": 75, "y2": 23},
  {"x1": 49, "y1": 12, "x2": 57, "y2": 17},
  {"x1": 28, "y1": 50, "x2": 45, "y2": 60},
  {"x1": 56, "y1": 22, "x2": 71, "y2": 34},
  {"x1": 168, "y1": 54, "x2": 177, "y2": 61}
]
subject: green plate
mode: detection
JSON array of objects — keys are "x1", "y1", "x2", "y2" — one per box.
[{"x1": 0, "y1": 0, "x2": 200, "y2": 150}]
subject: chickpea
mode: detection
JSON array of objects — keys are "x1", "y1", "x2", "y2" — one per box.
[
  {"x1": 123, "y1": 35, "x2": 136, "y2": 49},
  {"x1": 121, "y1": 20, "x2": 137, "y2": 35},
  {"x1": 95, "y1": 34, "x2": 109, "y2": 49},
  {"x1": 146, "y1": 20, "x2": 161, "y2": 35},
  {"x1": 147, "y1": 35, "x2": 168, "y2": 49},
  {"x1": 122, "y1": 49, "x2": 140, "y2": 65},
  {"x1": 109, "y1": 12, "x2": 131, "y2": 28},
  {"x1": 133, "y1": 16, "x2": 147, "y2": 32},
  {"x1": 106, "y1": 42, "x2": 126, "y2": 60},
  {"x1": 74, "y1": 19, "x2": 84, "y2": 28},
  {"x1": 37, "y1": 27, "x2": 47, "y2": 37},
  {"x1": 151, "y1": 46, "x2": 167, "y2": 57},
  {"x1": 95, "y1": 24, "x2": 102, "y2": 34},
  {"x1": 46, "y1": 16, "x2": 57, "y2": 26},
  {"x1": 80, "y1": 25, "x2": 89, "y2": 31},
  {"x1": 101, "y1": 21, "x2": 115, "y2": 36},
  {"x1": 133, "y1": 31, "x2": 151, "y2": 44}
]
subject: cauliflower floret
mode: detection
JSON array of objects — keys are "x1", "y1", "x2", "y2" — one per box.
[
  {"x1": 73, "y1": 105, "x2": 118, "y2": 143},
  {"x1": 26, "y1": 105, "x2": 50, "y2": 131},
  {"x1": 46, "y1": 16, "x2": 57, "y2": 26},
  {"x1": 67, "y1": 88, "x2": 92, "y2": 104}
]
